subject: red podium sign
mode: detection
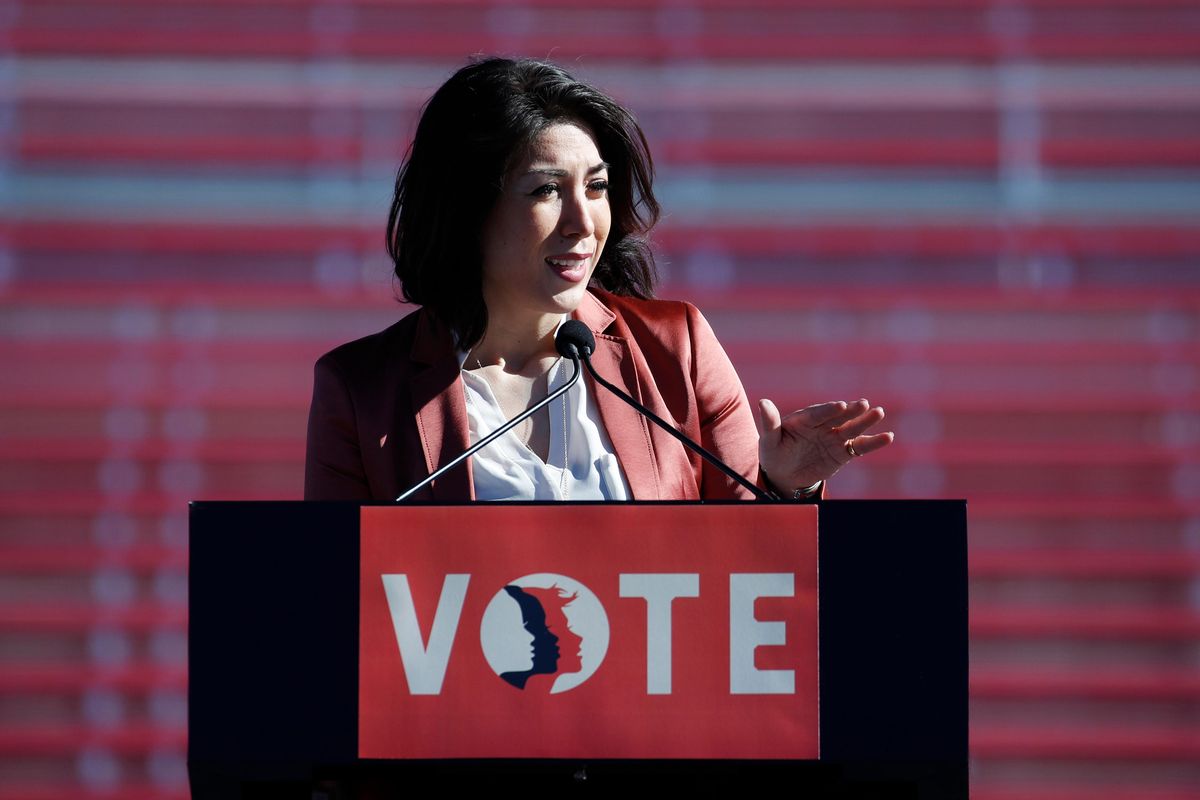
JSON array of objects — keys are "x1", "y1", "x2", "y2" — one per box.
[{"x1": 359, "y1": 504, "x2": 818, "y2": 760}]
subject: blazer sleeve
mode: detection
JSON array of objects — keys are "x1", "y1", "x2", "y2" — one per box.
[
  {"x1": 304, "y1": 353, "x2": 372, "y2": 501},
  {"x1": 684, "y1": 303, "x2": 763, "y2": 500}
]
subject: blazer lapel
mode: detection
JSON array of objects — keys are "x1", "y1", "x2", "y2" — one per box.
[
  {"x1": 408, "y1": 310, "x2": 473, "y2": 501},
  {"x1": 575, "y1": 292, "x2": 661, "y2": 500}
]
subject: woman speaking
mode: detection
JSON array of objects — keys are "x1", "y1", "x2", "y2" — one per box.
[{"x1": 304, "y1": 57, "x2": 892, "y2": 502}]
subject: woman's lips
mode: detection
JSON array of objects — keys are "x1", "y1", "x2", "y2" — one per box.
[{"x1": 545, "y1": 253, "x2": 591, "y2": 283}]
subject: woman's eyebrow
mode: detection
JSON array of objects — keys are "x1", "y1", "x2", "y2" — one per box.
[{"x1": 523, "y1": 162, "x2": 610, "y2": 178}]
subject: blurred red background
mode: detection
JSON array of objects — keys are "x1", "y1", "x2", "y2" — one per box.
[{"x1": 1, "y1": 1, "x2": 1198, "y2": 797}]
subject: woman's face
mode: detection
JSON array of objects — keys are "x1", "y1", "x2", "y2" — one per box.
[{"x1": 480, "y1": 122, "x2": 611, "y2": 325}]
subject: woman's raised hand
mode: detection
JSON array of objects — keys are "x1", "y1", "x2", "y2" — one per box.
[{"x1": 757, "y1": 398, "x2": 894, "y2": 494}]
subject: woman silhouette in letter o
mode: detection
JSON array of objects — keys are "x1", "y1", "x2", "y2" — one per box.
[{"x1": 496, "y1": 585, "x2": 583, "y2": 690}]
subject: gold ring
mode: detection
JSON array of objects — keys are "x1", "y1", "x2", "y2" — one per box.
[{"x1": 845, "y1": 440, "x2": 859, "y2": 458}]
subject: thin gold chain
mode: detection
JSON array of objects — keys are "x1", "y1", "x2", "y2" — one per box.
[{"x1": 463, "y1": 358, "x2": 570, "y2": 499}]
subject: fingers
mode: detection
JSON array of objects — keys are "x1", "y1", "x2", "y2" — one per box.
[
  {"x1": 783, "y1": 398, "x2": 878, "y2": 431},
  {"x1": 845, "y1": 431, "x2": 894, "y2": 457},
  {"x1": 760, "y1": 395, "x2": 894, "y2": 489},
  {"x1": 785, "y1": 400, "x2": 853, "y2": 429},
  {"x1": 774, "y1": 397, "x2": 895, "y2": 462},
  {"x1": 834, "y1": 404, "x2": 886, "y2": 440},
  {"x1": 836, "y1": 403, "x2": 892, "y2": 460},
  {"x1": 758, "y1": 398, "x2": 782, "y2": 441}
]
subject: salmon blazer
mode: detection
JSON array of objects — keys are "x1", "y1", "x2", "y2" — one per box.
[{"x1": 304, "y1": 289, "x2": 762, "y2": 502}]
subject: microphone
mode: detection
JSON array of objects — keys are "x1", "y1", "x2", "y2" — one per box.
[
  {"x1": 555, "y1": 319, "x2": 595, "y2": 361},
  {"x1": 572, "y1": 322, "x2": 774, "y2": 501},
  {"x1": 394, "y1": 325, "x2": 585, "y2": 501}
]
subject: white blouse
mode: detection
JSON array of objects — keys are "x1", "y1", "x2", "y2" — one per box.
[{"x1": 459, "y1": 353, "x2": 631, "y2": 502}]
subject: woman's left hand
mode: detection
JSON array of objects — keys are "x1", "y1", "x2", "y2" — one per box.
[{"x1": 757, "y1": 398, "x2": 894, "y2": 494}]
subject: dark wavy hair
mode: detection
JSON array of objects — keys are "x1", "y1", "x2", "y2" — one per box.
[{"x1": 386, "y1": 57, "x2": 661, "y2": 349}]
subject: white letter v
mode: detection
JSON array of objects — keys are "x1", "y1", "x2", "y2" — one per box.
[{"x1": 381, "y1": 574, "x2": 469, "y2": 695}]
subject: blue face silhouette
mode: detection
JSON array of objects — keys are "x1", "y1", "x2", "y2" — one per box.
[{"x1": 499, "y1": 585, "x2": 560, "y2": 689}]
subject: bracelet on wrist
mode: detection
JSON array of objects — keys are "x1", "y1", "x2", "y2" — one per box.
[
  {"x1": 760, "y1": 470, "x2": 822, "y2": 501},
  {"x1": 792, "y1": 481, "x2": 822, "y2": 500}
]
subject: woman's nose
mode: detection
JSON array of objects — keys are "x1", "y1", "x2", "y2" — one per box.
[{"x1": 560, "y1": 189, "x2": 596, "y2": 239}]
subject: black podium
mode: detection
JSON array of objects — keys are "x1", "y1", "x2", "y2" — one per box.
[{"x1": 189, "y1": 500, "x2": 966, "y2": 797}]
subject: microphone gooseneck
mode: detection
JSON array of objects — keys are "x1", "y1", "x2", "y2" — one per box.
[
  {"x1": 395, "y1": 321, "x2": 774, "y2": 502},
  {"x1": 394, "y1": 326, "x2": 586, "y2": 502},
  {"x1": 578, "y1": 341, "x2": 775, "y2": 501}
]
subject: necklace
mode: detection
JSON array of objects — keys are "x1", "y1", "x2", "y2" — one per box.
[
  {"x1": 552, "y1": 360, "x2": 569, "y2": 500},
  {"x1": 470, "y1": 355, "x2": 541, "y2": 448},
  {"x1": 463, "y1": 358, "x2": 570, "y2": 499}
]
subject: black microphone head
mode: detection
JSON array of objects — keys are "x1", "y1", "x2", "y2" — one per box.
[{"x1": 555, "y1": 320, "x2": 595, "y2": 360}]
